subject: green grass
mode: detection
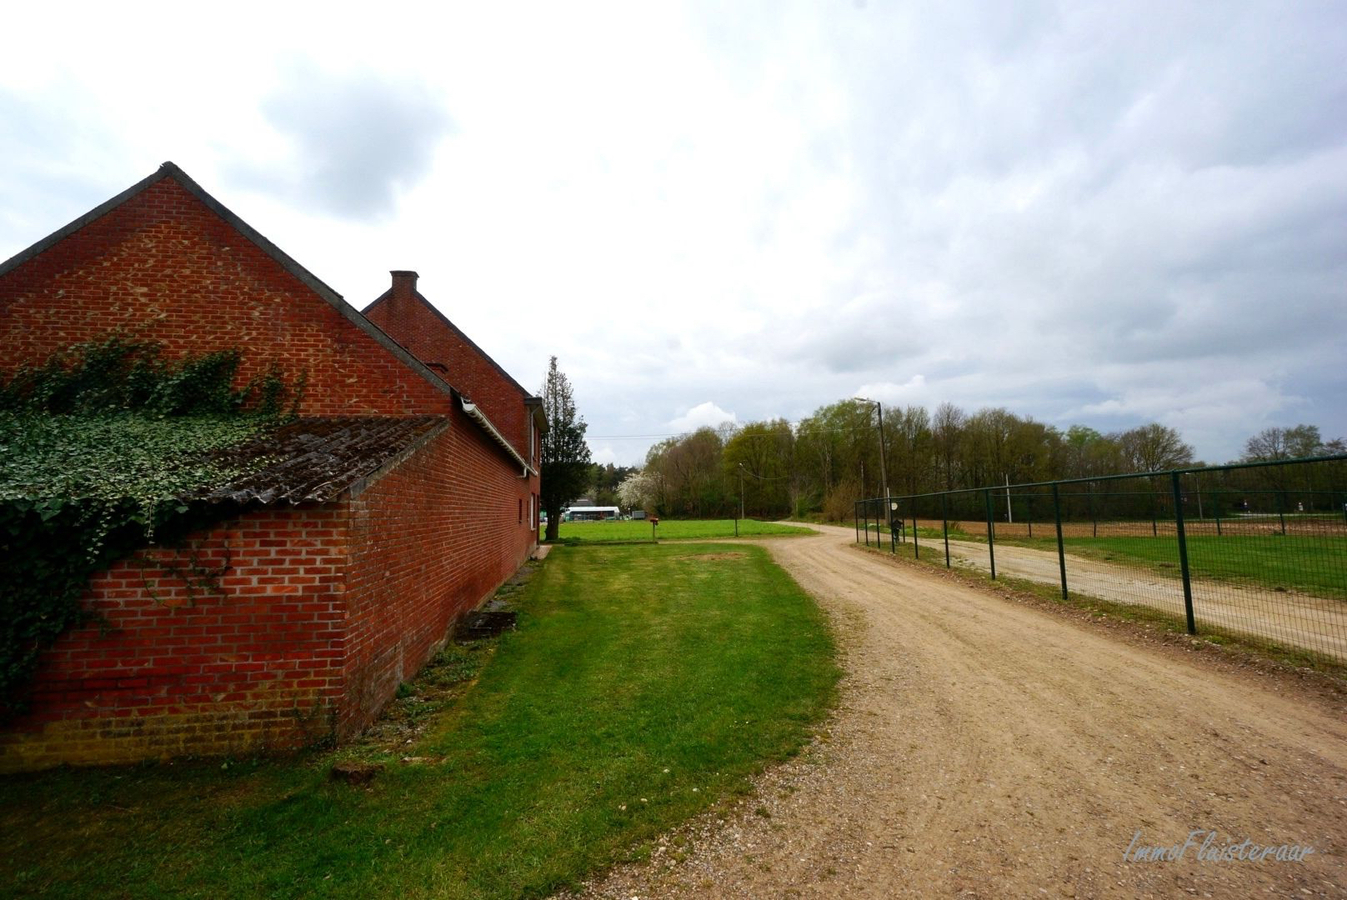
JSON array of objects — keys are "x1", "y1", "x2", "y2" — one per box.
[
  {"x1": 859, "y1": 540, "x2": 1347, "y2": 675},
  {"x1": 1, "y1": 543, "x2": 838, "y2": 900},
  {"x1": 979, "y1": 533, "x2": 1347, "y2": 600},
  {"x1": 879, "y1": 519, "x2": 1347, "y2": 600},
  {"x1": 555, "y1": 518, "x2": 814, "y2": 543}
]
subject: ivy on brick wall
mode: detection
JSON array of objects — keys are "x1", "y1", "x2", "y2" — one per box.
[{"x1": 0, "y1": 336, "x2": 304, "y2": 719}]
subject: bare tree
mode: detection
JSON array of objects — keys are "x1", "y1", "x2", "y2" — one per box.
[
  {"x1": 1244, "y1": 425, "x2": 1324, "y2": 461},
  {"x1": 1115, "y1": 423, "x2": 1194, "y2": 472}
]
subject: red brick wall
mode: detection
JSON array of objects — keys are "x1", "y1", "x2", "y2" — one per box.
[
  {"x1": 0, "y1": 176, "x2": 452, "y2": 417},
  {"x1": 0, "y1": 170, "x2": 543, "y2": 770},
  {"x1": 342, "y1": 406, "x2": 538, "y2": 736},
  {"x1": 0, "y1": 507, "x2": 348, "y2": 772},
  {"x1": 365, "y1": 274, "x2": 532, "y2": 454}
]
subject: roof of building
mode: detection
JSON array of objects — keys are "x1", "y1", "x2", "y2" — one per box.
[
  {"x1": 0, "y1": 163, "x2": 544, "y2": 485},
  {"x1": 0, "y1": 162, "x2": 455, "y2": 407},
  {"x1": 459, "y1": 396, "x2": 535, "y2": 477},
  {"x1": 202, "y1": 417, "x2": 447, "y2": 505},
  {"x1": 362, "y1": 280, "x2": 539, "y2": 404}
]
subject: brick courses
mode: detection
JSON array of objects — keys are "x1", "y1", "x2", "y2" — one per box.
[
  {"x1": 0, "y1": 164, "x2": 540, "y2": 771},
  {"x1": 364, "y1": 271, "x2": 534, "y2": 456},
  {"x1": 0, "y1": 165, "x2": 453, "y2": 417}
]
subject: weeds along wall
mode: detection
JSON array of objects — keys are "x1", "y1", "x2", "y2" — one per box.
[
  {"x1": 342, "y1": 412, "x2": 538, "y2": 738},
  {"x1": 0, "y1": 169, "x2": 452, "y2": 418}
]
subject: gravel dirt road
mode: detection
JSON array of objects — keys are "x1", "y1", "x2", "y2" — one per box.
[{"x1": 565, "y1": 524, "x2": 1347, "y2": 899}]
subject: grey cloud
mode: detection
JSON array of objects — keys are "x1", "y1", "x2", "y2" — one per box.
[
  {"x1": 517, "y1": 2, "x2": 1347, "y2": 465},
  {"x1": 230, "y1": 65, "x2": 452, "y2": 220},
  {"x1": 0, "y1": 92, "x2": 120, "y2": 257}
]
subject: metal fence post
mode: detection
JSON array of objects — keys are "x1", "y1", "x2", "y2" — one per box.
[
  {"x1": 854, "y1": 501, "x2": 860, "y2": 545},
  {"x1": 942, "y1": 492, "x2": 951, "y2": 568},
  {"x1": 985, "y1": 488, "x2": 997, "y2": 580},
  {"x1": 1052, "y1": 483, "x2": 1068, "y2": 601},
  {"x1": 1277, "y1": 490, "x2": 1287, "y2": 536},
  {"x1": 1170, "y1": 471, "x2": 1197, "y2": 635},
  {"x1": 889, "y1": 499, "x2": 897, "y2": 554},
  {"x1": 912, "y1": 507, "x2": 920, "y2": 559},
  {"x1": 1089, "y1": 484, "x2": 1097, "y2": 538}
]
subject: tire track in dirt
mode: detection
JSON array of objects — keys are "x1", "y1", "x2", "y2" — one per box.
[{"x1": 565, "y1": 525, "x2": 1347, "y2": 899}]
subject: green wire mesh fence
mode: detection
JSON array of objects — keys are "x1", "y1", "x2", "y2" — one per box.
[{"x1": 856, "y1": 455, "x2": 1347, "y2": 666}]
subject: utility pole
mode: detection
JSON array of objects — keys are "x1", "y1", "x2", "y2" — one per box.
[
  {"x1": 738, "y1": 463, "x2": 745, "y2": 520},
  {"x1": 856, "y1": 397, "x2": 890, "y2": 501}
]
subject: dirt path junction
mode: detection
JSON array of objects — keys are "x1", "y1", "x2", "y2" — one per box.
[{"x1": 565, "y1": 523, "x2": 1347, "y2": 899}]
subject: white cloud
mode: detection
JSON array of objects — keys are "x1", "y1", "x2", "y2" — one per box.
[
  {"x1": 668, "y1": 402, "x2": 737, "y2": 433},
  {"x1": 855, "y1": 376, "x2": 928, "y2": 406}
]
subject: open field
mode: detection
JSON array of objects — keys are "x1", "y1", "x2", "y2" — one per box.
[
  {"x1": 1064, "y1": 534, "x2": 1343, "y2": 599},
  {"x1": 570, "y1": 524, "x2": 1347, "y2": 898},
  {"x1": 895, "y1": 521, "x2": 1347, "y2": 601},
  {"x1": 1, "y1": 543, "x2": 837, "y2": 900},
  {"x1": 921, "y1": 515, "x2": 1347, "y2": 540},
  {"x1": 555, "y1": 518, "x2": 814, "y2": 543},
  {"x1": 887, "y1": 534, "x2": 1347, "y2": 664}
]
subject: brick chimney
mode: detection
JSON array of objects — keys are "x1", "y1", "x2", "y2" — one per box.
[{"x1": 390, "y1": 270, "x2": 418, "y2": 300}]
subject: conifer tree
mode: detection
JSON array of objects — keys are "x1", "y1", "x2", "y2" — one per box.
[{"x1": 539, "y1": 356, "x2": 592, "y2": 540}]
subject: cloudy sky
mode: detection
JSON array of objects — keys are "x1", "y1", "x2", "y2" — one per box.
[{"x1": 2, "y1": 1, "x2": 1344, "y2": 466}]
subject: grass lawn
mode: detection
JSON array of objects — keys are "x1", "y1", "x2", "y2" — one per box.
[
  {"x1": 1, "y1": 543, "x2": 838, "y2": 900},
  {"x1": 964, "y1": 532, "x2": 1347, "y2": 600},
  {"x1": 862, "y1": 540, "x2": 1347, "y2": 674},
  {"x1": 555, "y1": 518, "x2": 813, "y2": 543},
  {"x1": 1055, "y1": 534, "x2": 1347, "y2": 600},
  {"x1": 880, "y1": 519, "x2": 1346, "y2": 600}
]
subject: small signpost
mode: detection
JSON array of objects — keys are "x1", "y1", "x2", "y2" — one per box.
[{"x1": 651, "y1": 516, "x2": 659, "y2": 541}]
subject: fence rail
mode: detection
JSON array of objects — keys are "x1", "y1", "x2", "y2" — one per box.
[{"x1": 856, "y1": 455, "x2": 1347, "y2": 666}]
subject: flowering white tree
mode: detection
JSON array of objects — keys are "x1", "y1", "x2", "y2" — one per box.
[{"x1": 617, "y1": 470, "x2": 655, "y2": 512}]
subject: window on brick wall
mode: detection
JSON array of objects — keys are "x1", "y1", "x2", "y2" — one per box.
[{"x1": 519, "y1": 498, "x2": 524, "y2": 524}]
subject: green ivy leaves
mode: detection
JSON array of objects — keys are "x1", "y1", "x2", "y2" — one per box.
[{"x1": 0, "y1": 336, "x2": 305, "y2": 719}]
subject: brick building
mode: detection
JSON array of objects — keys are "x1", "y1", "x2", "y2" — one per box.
[
  {"x1": 364, "y1": 270, "x2": 543, "y2": 532},
  {"x1": 0, "y1": 163, "x2": 544, "y2": 770}
]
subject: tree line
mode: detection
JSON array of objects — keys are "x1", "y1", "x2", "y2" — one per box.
[{"x1": 617, "y1": 399, "x2": 1344, "y2": 520}]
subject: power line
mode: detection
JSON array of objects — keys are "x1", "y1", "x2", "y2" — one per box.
[{"x1": 588, "y1": 421, "x2": 878, "y2": 442}]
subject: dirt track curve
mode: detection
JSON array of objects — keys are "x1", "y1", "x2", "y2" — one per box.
[{"x1": 565, "y1": 524, "x2": 1347, "y2": 899}]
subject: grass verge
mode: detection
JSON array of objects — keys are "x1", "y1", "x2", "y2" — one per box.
[
  {"x1": 555, "y1": 518, "x2": 813, "y2": 543},
  {"x1": 2, "y1": 542, "x2": 838, "y2": 900}
]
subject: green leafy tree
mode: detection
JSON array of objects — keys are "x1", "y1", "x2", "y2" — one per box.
[
  {"x1": 539, "y1": 357, "x2": 592, "y2": 541},
  {"x1": 723, "y1": 419, "x2": 794, "y2": 518}
]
